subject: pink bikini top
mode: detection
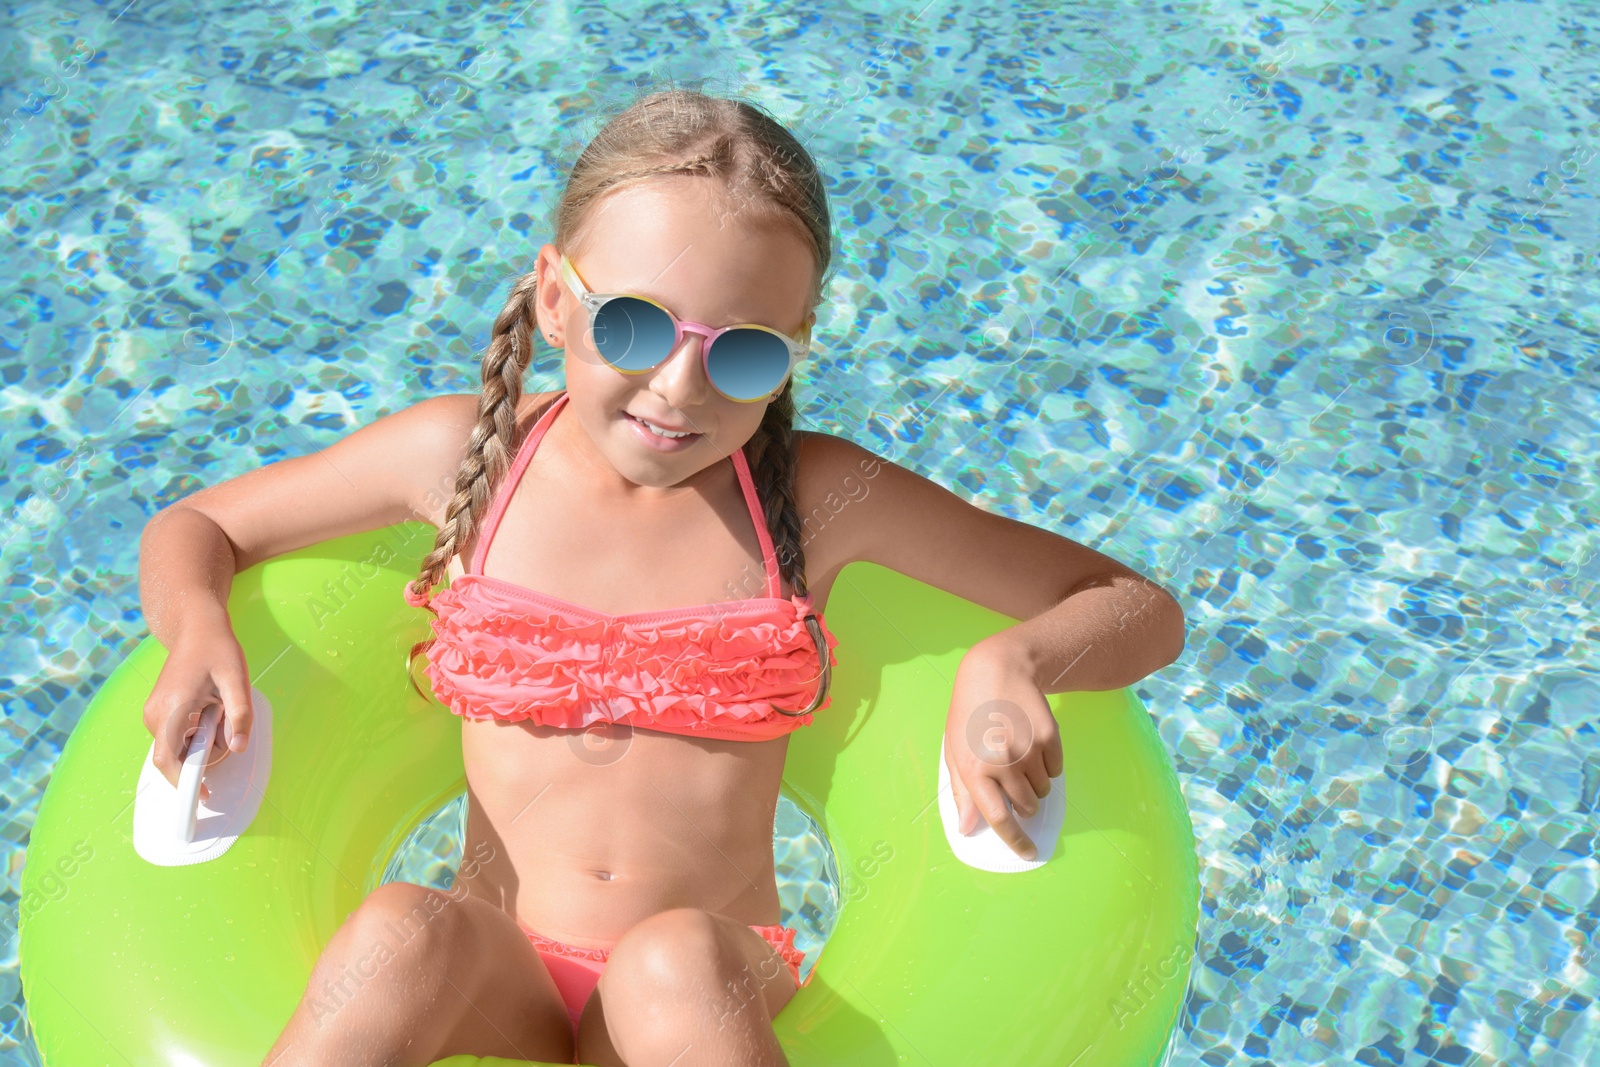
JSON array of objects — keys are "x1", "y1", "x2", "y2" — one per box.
[{"x1": 404, "y1": 391, "x2": 839, "y2": 741}]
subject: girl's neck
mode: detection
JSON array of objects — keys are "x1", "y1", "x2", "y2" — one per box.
[{"x1": 547, "y1": 400, "x2": 730, "y2": 506}]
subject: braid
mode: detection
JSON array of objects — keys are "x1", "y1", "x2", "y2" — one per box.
[
  {"x1": 404, "y1": 271, "x2": 547, "y2": 699},
  {"x1": 742, "y1": 378, "x2": 833, "y2": 715},
  {"x1": 579, "y1": 144, "x2": 732, "y2": 217},
  {"x1": 622, "y1": 149, "x2": 722, "y2": 181},
  {"x1": 742, "y1": 381, "x2": 808, "y2": 598}
]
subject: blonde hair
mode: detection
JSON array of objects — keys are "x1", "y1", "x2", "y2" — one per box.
[{"x1": 404, "y1": 87, "x2": 835, "y2": 711}]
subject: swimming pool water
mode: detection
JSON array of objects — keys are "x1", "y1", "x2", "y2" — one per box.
[{"x1": 3, "y1": 0, "x2": 1597, "y2": 1064}]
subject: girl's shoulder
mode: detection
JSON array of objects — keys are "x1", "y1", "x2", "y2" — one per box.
[
  {"x1": 787, "y1": 429, "x2": 891, "y2": 587},
  {"x1": 426, "y1": 389, "x2": 563, "y2": 439},
  {"x1": 404, "y1": 390, "x2": 565, "y2": 529},
  {"x1": 792, "y1": 429, "x2": 887, "y2": 502}
]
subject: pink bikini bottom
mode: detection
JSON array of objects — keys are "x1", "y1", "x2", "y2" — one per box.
[{"x1": 519, "y1": 920, "x2": 806, "y2": 1041}]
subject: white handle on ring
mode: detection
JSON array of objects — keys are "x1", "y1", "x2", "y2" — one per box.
[
  {"x1": 134, "y1": 688, "x2": 273, "y2": 867},
  {"x1": 938, "y1": 733, "x2": 1066, "y2": 873},
  {"x1": 175, "y1": 704, "x2": 221, "y2": 844}
]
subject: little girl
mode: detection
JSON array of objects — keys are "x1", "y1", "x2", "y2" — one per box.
[{"x1": 138, "y1": 89, "x2": 1184, "y2": 1067}]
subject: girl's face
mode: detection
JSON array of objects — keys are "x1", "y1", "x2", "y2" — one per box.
[{"x1": 531, "y1": 176, "x2": 817, "y2": 497}]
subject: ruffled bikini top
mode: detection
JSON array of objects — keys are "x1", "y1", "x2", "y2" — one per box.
[{"x1": 404, "y1": 391, "x2": 840, "y2": 741}]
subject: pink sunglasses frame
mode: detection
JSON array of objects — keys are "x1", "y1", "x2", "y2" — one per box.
[{"x1": 556, "y1": 254, "x2": 813, "y2": 403}]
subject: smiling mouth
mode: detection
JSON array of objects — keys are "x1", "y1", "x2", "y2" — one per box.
[{"x1": 626, "y1": 412, "x2": 702, "y2": 440}]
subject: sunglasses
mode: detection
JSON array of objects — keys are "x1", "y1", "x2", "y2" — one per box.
[{"x1": 557, "y1": 254, "x2": 812, "y2": 403}]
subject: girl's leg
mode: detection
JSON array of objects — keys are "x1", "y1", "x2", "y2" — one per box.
[
  {"x1": 261, "y1": 881, "x2": 575, "y2": 1067},
  {"x1": 574, "y1": 907, "x2": 798, "y2": 1067}
]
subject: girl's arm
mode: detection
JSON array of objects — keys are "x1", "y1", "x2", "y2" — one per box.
[
  {"x1": 139, "y1": 392, "x2": 480, "y2": 604},
  {"x1": 135, "y1": 393, "x2": 481, "y2": 787},
  {"x1": 803, "y1": 432, "x2": 1185, "y2": 684},
  {"x1": 799, "y1": 431, "x2": 1185, "y2": 859}
]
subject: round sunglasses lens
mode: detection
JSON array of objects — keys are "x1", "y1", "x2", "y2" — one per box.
[
  {"x1": 592, "y1": 297, "x2": 675, "y2": 372},
  {"x1": 706, "y1": 329, "x2": 792, "y2": 400}
]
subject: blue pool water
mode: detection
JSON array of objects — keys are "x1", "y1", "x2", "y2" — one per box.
[{"x1": 3, "y1": 0, "x2": 1598, "y2": 1063}]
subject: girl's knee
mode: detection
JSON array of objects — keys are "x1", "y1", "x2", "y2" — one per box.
[
  {"x1": 279, "y1": 884, "x2": 472, "y2": 1057},
  {"x1": 587, "y1": 909, "x2": 794, "y2": 1063},
  {"x1": 336, "y1": 881, "x2": 466, "y2": 968},
  {"x1": 602, "y1": 907, "x2": 730, "y2": 996},
  {"x1": 587, "y1": 908, "x2": 749, "y2": 1059},
  {"x1": 604, "y1": 908, "x2": 726, "y2": 985}
]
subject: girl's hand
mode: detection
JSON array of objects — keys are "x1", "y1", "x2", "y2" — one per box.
[
  {"x1": 943, "y1": 645, "x2": 1063, "y2": 860},
  {"x1": 141, "y1": 625, "x2": 254, "y2": 804}
]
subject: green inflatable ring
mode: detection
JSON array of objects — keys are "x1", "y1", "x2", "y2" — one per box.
[{"x1": 21, "y1": 523, "x2": 1198, "y2": 1065}]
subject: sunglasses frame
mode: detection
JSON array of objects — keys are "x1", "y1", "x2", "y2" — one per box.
[{"x1": 557, "y1": 254, "x2": 812, "y2": 403}]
